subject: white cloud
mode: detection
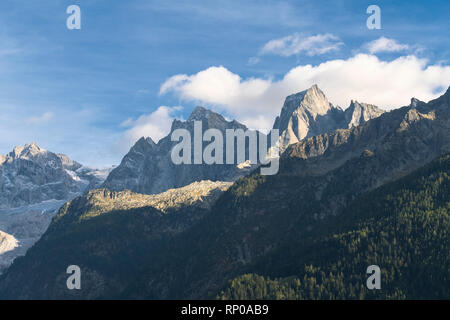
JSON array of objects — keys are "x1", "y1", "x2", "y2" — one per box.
[
  {"x1": 119, "y1": 106, "x2": 182, "y2": 151},
  {"x1": 25, "y1": 112, "x2": 54, "y2": 124},
  {"x1": 260, "y1": 33, "x2": 344, "y2": 57},
  {"x1": 365, "y1": 37, "x2": 409, "y2": 54},
  {"x1": 160, "y1": 54, "x2": 450, "y2": 131}
]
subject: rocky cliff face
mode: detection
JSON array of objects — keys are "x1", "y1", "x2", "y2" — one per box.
[
  {"x1": 344, "y1": 100, "x2": 385, "y2": 129},
  {"x1": 273, "y1": 85, "x2": 385, "y2": 152},
  {"x1": 103, "y1": 107, "x2": 260, "y2": 195}
]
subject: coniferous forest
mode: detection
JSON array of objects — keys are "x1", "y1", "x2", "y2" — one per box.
[{"x1": 219, "y1": 154, "x2": 450, "y2": 299}]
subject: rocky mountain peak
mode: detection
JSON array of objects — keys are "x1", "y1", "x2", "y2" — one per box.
[
  {"x1": 133, "y1": 137, "x2": 157, "y2": 150},
  {"x1": 344, "y1": 100, "x2": 385, "y2": 129},
  {"x1": 187, "y1": 106, "x2": 235, "y2": 129},
  {"x1": 302, "y1": 84, "x2": 332, "y2": 114},
  {"x1": 409, "y1": 97, "x2": 426, "y2": 109},
  {"x1": 274, "y1": 85, "x2": 341, "y2": 150},
  {"x1": 103, "y1": 107, "x2": 255, "y2": 195},
  {"x1": 274, "y1": 86, "x2": 385, "y2": 152},
  {"x1": 0, "y1": 143, "x2": 109, "y2": 209},
  {"x1": 281, "y1": 84, "x2": 332, "y2": 118},
  {"x1": 11, "y1": 142, "x2": 46, "y2": 160},
  {"x1": 188, "y1": 106, "x2": 211, "y2": 121},
  {"x1": 170, "y1": 107, "x2": 245, "y2": 134}
]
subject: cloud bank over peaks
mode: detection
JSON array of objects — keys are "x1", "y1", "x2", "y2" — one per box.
[{"x1": 160, "y1": 54, "x2": 450, "y2": 132}]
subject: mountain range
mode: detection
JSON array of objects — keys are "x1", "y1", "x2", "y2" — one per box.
[
  {"x1": 105, "y1": 85, "x2": 385, "y2": 194},
  {"x1": 0, "y1": 85, "x2": 448, "y2": 299}
]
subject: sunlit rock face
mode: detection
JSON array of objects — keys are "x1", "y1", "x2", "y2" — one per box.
[{"x1": 273, "y1": 85, "x2": 385, "y2": 152}]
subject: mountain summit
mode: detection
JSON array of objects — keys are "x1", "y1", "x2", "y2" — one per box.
[
  {"x1": 273, "y1": 85, "x2": 385, "y2": 151},
  {"x1": 0, "y1": 143, "x2": 83, "y2": 209},
  {"x1": 0, "y1": 143, "x2": 110, "y2": 209},
  {"x1": 10, "y1": 142, "x2": 46, "y2": 159},
  {"x1": 187, "y1": 106, "x2": 218, "y2": 121},
  {"x1": 103, "y1": 107, "x2": 258, "y2": 195},
  {"x1": 273, "y1": 85, "x2": 341, "y2": 149}
]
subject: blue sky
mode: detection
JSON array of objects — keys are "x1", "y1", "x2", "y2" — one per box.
[{"x1": 0, "y1": 0, "x2": 449, "y2": 166}]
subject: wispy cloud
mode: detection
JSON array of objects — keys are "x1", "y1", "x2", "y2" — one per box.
[
  {"x1": 141, "y1": 0, "x2": 312, "y2": 28},
  {"x1": 365, "y1": 37, "x2": 409, "y2": 54},
  {"x1": 25, "y1": 112, "x2": 54, "y2": 124},
  {"x1": 247, "y1": 57, "x2": 261, "y2": 66},
  {"x1": 260, "y1": 33, "x2": 344, "y2": 57}
]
